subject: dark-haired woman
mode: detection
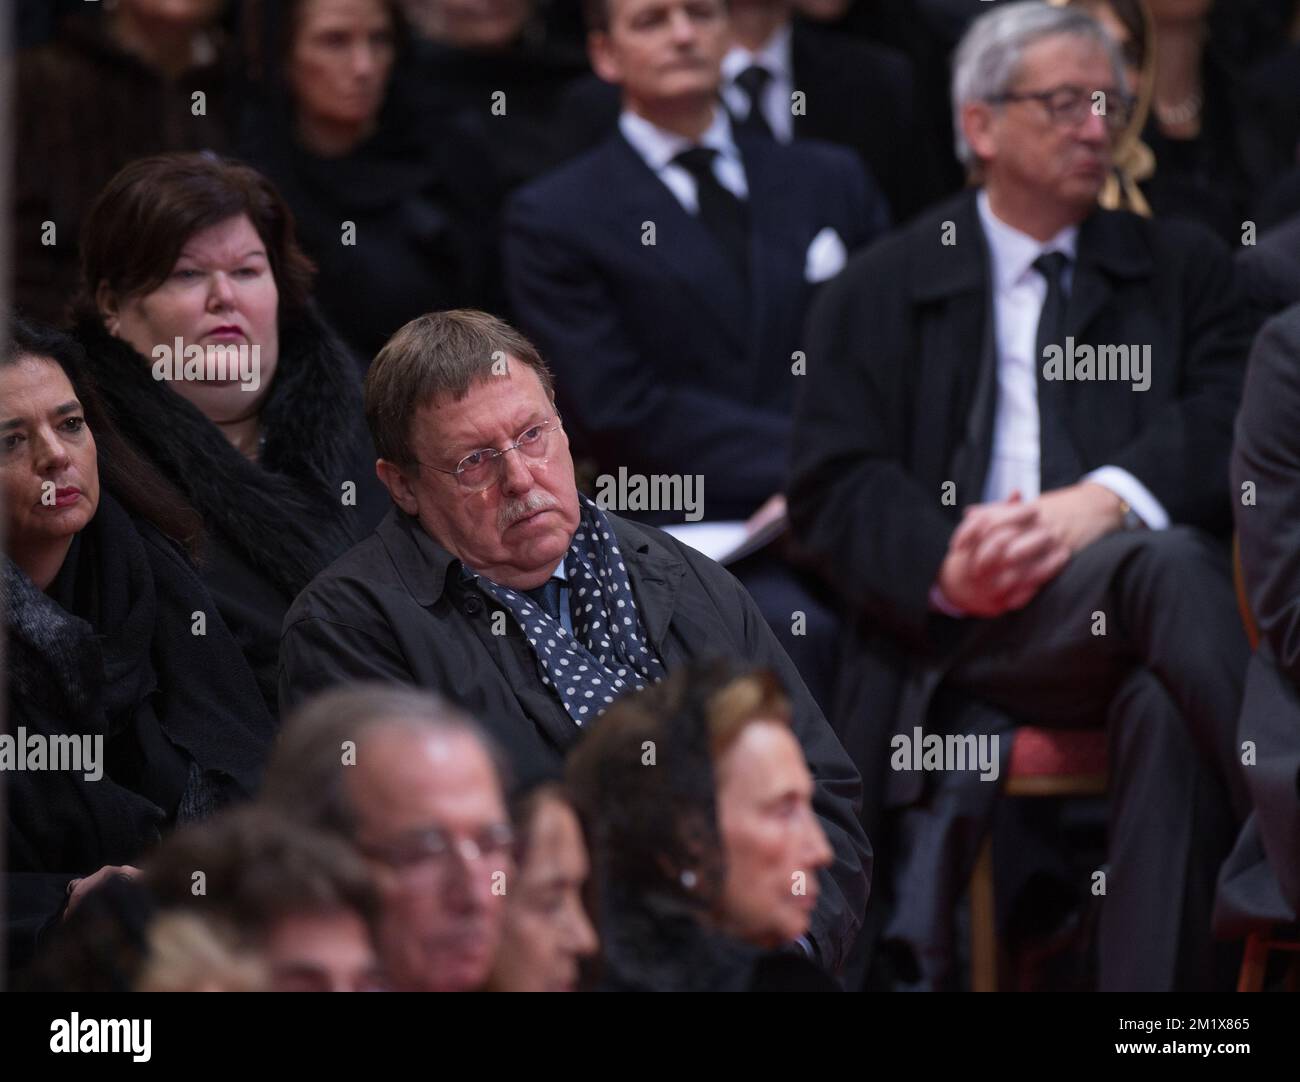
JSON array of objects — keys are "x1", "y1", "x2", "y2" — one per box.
[
  {"x1": 2, "y1": 318, "x2": 273, "y2": 975},
  {"x1": 72, "y1": 152, "x2": 388, "y2": 713},
  {"x1": 242, "y1": 0, "x2": 499, "y2": 359},
  {"x1": 567, "y1": 663, "x2": 840, "y2": 992}
]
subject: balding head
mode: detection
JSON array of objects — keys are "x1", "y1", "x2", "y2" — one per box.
[
  {"x1": 262, "y1": 683, "x2": 507, "y2": 836},
  {"x1": 262, "y1": 685, "x2": 513, "y2": 991}
]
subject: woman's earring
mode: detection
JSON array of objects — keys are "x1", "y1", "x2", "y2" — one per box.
[{"x1": 680, "y1": 869, "x2": 698, "y2": 890}]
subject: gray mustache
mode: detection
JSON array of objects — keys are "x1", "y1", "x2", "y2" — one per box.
[{"x1": 498, "y1": 490, "x2": 558, "y2": 531}]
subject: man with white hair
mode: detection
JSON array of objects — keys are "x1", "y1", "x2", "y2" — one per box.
[{"x1": 790, "y1": 1, "x2": 1251, "y2": 989}]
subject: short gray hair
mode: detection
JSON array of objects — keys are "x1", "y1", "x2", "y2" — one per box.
[
  {"x1": 260, "y1": 683, "x2": 510, "y2": 836},
  {"x1": 951, "y1": 1, "x2": 1125, "y2": 170}
]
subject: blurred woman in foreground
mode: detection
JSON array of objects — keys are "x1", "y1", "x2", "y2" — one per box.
[{"x1": 567, "y1": 663, "x2": 839, "y2": 991}]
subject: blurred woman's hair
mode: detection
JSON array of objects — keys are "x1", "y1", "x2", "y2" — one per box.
[
  {"x1": 2, "y1": 316, "x2": 202, "y2": 557},
  {"x1": 566, "y1": 661, "x2": 794, "y2": 923},
  {"x1": 135, "y1": 912, "x2": 268, "y2": 993},
  {"x1": 75, "y1": 152, "x2": 316, "y2": 325},
  {"x1": 1049, "y1": 0, "x2": 1156, "y2": 214},
  {"x1": 508, "y1": 778, "x2": 580, "y2": 867},
  {"x1": 142, "y1": 805, "x2": 381, "y2": 944}
]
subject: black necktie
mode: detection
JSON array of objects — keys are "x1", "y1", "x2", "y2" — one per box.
[
  {"x1": 734, "y1": 65, "x2": 774, "y2": 138},
  {"x1": 672, "y1": 146, "x2": 750, "y2": 283},
  {"x1": 525, "y1": 577, "x2": 562, "y2": 622},
  {"x1": 1032, "y1": 251, "x2": 1081, "y2": 492}
]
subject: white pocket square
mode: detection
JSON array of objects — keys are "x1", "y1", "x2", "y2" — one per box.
[{"x1": 804, "y1": 226, "x2": 847, "y2": 283}]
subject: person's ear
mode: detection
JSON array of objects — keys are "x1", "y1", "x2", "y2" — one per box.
[
  {"x1": 376, "y1": 458, "x2": 419, "y2": 515},
  {"x1": 962, "y1": 100, "x2": 1000, "y2": 170},
  {"x1": 95, "y1": 282, "x2": 121, "y2": 337},
  {"x1": 588, "y1": 30, "x2": 623, "y2": 86}
]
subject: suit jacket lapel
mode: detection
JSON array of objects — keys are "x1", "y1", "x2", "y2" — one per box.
[
  {"x1": 1066, "y1": 208, "x2": 1154, "y2": 338},
  {"x1": 615, "y1": 519, "x2": 685, "y2": 656},
  {"x1": 607, "y1": 134, "x2": 750, "y2": 353},
  {"x1": 1062, "y1": 210, "x2": 1156, "y2": 445},
  {"x1": 1065, "y1": 255, "x2": 1115, "y2": 341},
  {"x1": 740, "y1": 137, "x2": 809, "y2": 372},
  {"x1": 913, "y1": 191, "x2": 995, "y2": 508}
]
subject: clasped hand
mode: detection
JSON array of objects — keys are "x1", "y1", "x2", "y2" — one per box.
[{"x1": 936, "y1": 482, "x2": 1126, "y2": 618}]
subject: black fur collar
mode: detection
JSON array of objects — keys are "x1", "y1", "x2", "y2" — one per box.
[{"x1": 73, "y1": 306, "x2": 366, "y2": 599}]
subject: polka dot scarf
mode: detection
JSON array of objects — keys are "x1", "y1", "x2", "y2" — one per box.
[{"x1": 472, "y1": 496, "x2": 667, "y2": 724}]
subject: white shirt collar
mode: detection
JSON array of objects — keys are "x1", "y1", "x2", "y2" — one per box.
[
  {"x1": 619, "y1": 105, "x2": 739, "y2": 174},
  {"x1": 551, "y1": 559, "x2": 568, "y2": 584},
  {"x1": 976, "y1": 188, "x2": 1079, "y2": 293},
  {"x1": 721, "y1": 21, "x2": 793, "y2": 84}
]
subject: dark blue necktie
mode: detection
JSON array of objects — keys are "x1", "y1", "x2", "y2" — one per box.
[
  {"x1": 1033, "y1": 252, "x2": 1081, "y2": 491},
  {"x1": 734, "y1": 64, "x2": 774, "y2": 138},
  {"x1": 672, "y1": 146, "x2": 750, "y2": 283},
  {"x1": 525, "y1": 577, "x2": 562, "y2": 622}
]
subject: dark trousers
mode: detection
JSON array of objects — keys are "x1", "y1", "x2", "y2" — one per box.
[{"x1": 882, "y1": 527, "x2": 1248, "y2": 990}]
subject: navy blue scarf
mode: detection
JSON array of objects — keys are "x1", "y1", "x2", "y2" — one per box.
[{"x1": 472, "y1": 497, "x2": 666, "y2": 723}]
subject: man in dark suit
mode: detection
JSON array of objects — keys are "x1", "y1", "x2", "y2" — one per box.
[
  {"x1": 550, "y1": 0, "x2": 938, "y2": 222},
  {"x1": 503, "y1": 0, "x2": 887, "y2": 714},
  {"x1": 790, "y1": 2, "x2": 1251, "y2": 990}
]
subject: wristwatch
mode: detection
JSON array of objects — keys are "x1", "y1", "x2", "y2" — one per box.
[{"x1": 1117, "y1": 497, "x2": 1142, "y2": 531}]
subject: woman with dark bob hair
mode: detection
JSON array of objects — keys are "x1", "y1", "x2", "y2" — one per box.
[
  {"x1": 71, "y1": 152, "x2": 388, "y2": 712},
  {"x1": 566, "y1": 661, "x2": 840, "y2": 991},
  {"x1": 2, "y1": 317, "x2": 273, "y2": 976}
]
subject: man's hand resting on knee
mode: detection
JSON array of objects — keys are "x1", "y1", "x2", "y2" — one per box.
[{"x1": 935, "y1": 493, "x2": 1072, "y2": 617}]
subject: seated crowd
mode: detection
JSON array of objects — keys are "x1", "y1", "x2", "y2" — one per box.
[{"x1": 4, "y1": 0, "x2": 1300, "y2": 991}]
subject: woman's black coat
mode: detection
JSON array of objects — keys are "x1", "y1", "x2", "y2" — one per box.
[
  {"x1": 73, "y1": 306, "x2": 389, "y2": 712},
  {"x1": 4, "y1": 493, "x2": 273, "y2": 973},
  {"x1": 243, "y1": 94, "x2": 501, "y2": 361}
]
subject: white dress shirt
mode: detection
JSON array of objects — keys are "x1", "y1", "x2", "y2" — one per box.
[
  {"x1": 720, "y1": 22, "x2": 795, "y2": 142},
  {"x1": 929, "y1": 193, "x2": 1170, "y2": 617},
  {"x1": 619, "y1": 106, "x2": 748, "y2": 214},
  {"x1": 975, "y1": 190, "x2": 1168, "y2": 526}
]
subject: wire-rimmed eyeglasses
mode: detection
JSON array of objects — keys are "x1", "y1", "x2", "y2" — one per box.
[{"x1": 416, "y1": 417, "x2": 562, "y2": 493}]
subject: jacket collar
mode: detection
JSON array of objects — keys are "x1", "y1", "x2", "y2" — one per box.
[
  {"x1": 911, "y1": 187, "x2": 1156, "y2": 302},
  {"x1": 607, "y1": 515, "x2": 688, "y2": 652},
  {"x1": 617, "y1": 105, "x2": 742, "y2": 178},
  {"x1": 376, "y1": 509, "x2": 461, "y2": 608}
]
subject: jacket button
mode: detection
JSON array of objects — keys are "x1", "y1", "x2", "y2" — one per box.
[{"x1": 462, "y1": 595, "x2": 483, "y2": 616}]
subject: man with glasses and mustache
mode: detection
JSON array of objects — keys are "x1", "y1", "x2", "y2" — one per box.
[
  {"x1": 278, "y1": 308, "x2": 870, "y2": 977},
  {"x1": 789, "y1": 2, "x2": 1252, "y2": 989}
]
